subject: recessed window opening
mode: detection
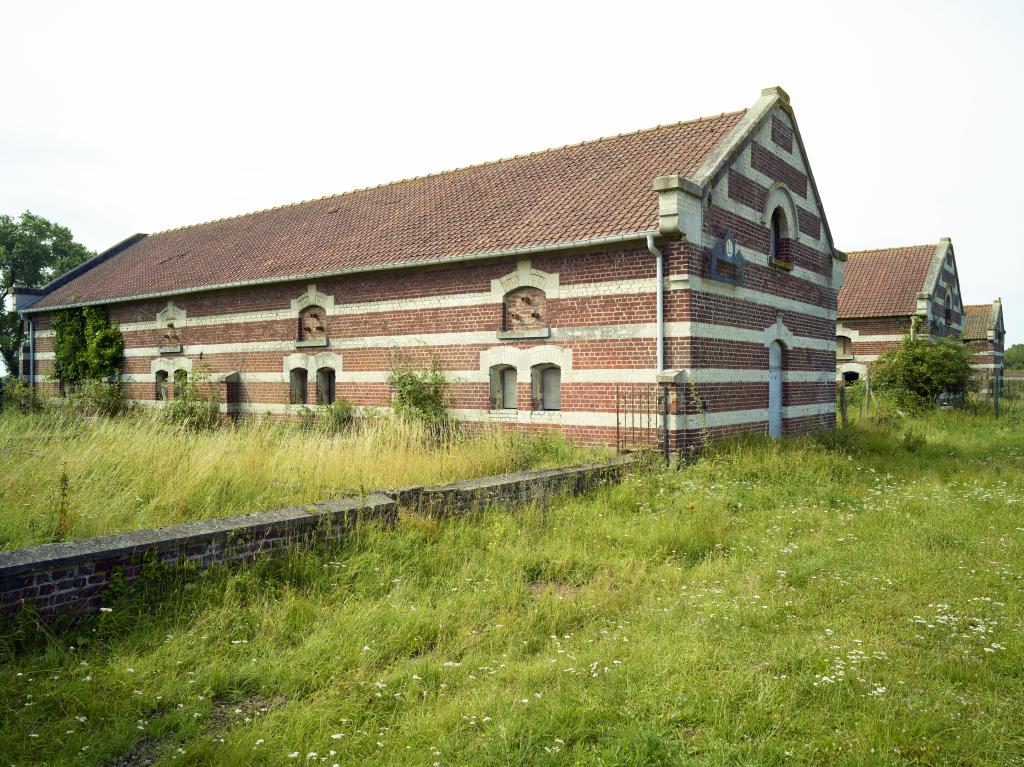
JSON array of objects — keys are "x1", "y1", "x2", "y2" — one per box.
[
  {"x1": 503, "y1": 287, "x2": 547, "y2": 332},
  {"x1": 155, "y1": 370, "x2": 169, "y2": 401},
  {"x1": 290, "y1": 368, "x2": 308, "y2": 405},
  {"x1": 769, "y1": 207, "x2": 788, "y2": 264},
  {"x1": 316, "y1": 367, "x2": 335, "y2": 405},
  {"x1": 531, "y1": 364, "x2": 561, "y2": 411},
  {"x1": 489, "y1": 365, "x2": 518, "y2": 410},
  {"x1": 836, "y1": 336, "x2": 852, "y2": 358},
  {"x1": 299, "y1": 305, "x2": 327, "y2": 342}
]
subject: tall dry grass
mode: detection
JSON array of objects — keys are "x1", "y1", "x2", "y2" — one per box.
[{"x1": 0, "y1": 410, "x2": 590, "y2": 549}]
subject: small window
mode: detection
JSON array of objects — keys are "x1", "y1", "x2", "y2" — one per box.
[
  {"x1": 299, "y1": 305, "x2": 327, "y2": 343},
  {"x1": 769, "y1": 207, "x2": 789, "y2": 265},
  {"x1": 173, "y1": 369, "x2": 188, "y2": 397},
  {"x1": 944, "y1": 294, "x2": 952, "y2": 325},
  {"x1": 842, "y1": 370, "x2": 860, "y2": 384},
  {"x1": 289, "y1": 368, "x2": 308, "y2": 405},
  {"x1": 489, "y1": 365, "x2": 518, "y2": 409},
  {"x1": 531, "y1": 364, "x2": 561, "y2": 411},
  {"x1": 155, "y1": 370, "x2": 169, "y2": 401},
  {"x1": 316, "y1": 367, "x2": 335, "y2": 405},
  {"x1": 836, "y1": 335, "x2": 852, "y2": 358}
]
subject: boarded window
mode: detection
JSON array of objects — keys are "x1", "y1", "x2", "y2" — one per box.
[
  {"x1": 316, "y1": 367, "x2": 335, "y2": 405},
  {"x1": 289, "y1": 368, "x2": 308, "y2": 405},
  {"x1": 489, "y1": 365, "x2": 517, "y2": 409},
  {"x1": 503, "y1": 287, "x2": 548, "y2": 332},
  {"x1": 299, "y1": 305, "x2": 327, "y2": 342},
  {"x1": 836, "y1": 336, "x2": 852, "y2": 358},
  {"x1": 155, "y1": 370, "x2": 169, "y2": 401},
  {"x1": 531, "y1": 364, "x2": 561, "y2": 411}
]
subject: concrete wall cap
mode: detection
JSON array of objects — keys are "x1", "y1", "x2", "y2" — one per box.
[
  {"x1": 0, "y1": 493, "x2": 395, "y2": 578},
  {"x1": 761, "y1": 86, "x2": 791, "y2": 104}
]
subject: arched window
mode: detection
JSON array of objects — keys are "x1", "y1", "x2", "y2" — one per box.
[
  {"x1": 503, "y1": 287, "x2": 547, "y2": 332},
  {"x1": 531, "y1": 364, "x2": 561, "y2": 411},
  {"x1": 489, "y1": 365, "x2": 518, "y2": 410},
  {"x1": 155, "y1": 370, "x2": 169, "y2": 401},
  {"x1": 316, "y1": 367, "x2": 335, "y2": 405},
  {"x1": 289, "y1": 368, "x2": 308, "y2": 405},
  {"x1": 944, "y1": 293, "x2": 952, "y2": 325},
  {"x1": 769, "y1": 207, "x2": 789, "y2": 266},
  {"x1": 173, "y1": 369, "x2": 188, "y2": 398},
  {"x1": 299, "y1": 305, "x2": 328, "y2": 344},
  {"x1": 836, "y1": 335, "x2": 853, "y2": 358}
]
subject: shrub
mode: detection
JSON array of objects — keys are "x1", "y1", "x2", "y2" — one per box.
[
  {"x1": 65, "y1": 379, "x2": 129, "y2": 418},
  {"x1": 294, "y1": 398, "x2": 356, "y2": 434},
  {"x1": 1005, "y1": 343, "x2": 1024, "y2": 370},
  {"x1": 51, "y1": 306, "x2": 124, "y2": 390},
  {"x1": 322, "y1": 398, "x2": 355, "y2": 433},
  {"x1": 870, "y1": 331, "x2": 975, "y2": 410},
  {"x1": 388, "y1": 364, "x2": 450, "y2": 424},
  {"x1": 163, "y1": 365, "x2": 220, "y2": 431},
  {"x1": 2, "y1": 377, "x2": 45, "y2": 413}
]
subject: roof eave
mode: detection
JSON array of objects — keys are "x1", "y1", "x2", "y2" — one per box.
[
  {"x1": 16, "y1": 233, "x2": 148, "y2": 315},
  {"x1": 24, "y1": 229, "x2": 660, "y2": 314}
]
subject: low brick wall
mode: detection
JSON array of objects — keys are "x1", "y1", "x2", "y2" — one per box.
[
  {"x1": 392, "y1": 454, "x2": 636, "y2": 517},
  {"x1": 0, "y1": 495, "x2": 395, "y2": 620},
  {"x1": 1, "y1": 457, "x2": 635, "y2": 620}
]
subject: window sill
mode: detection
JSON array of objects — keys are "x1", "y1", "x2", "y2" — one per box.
[
  {"x1": 836, "y1": 354, "x2": 854, "y2": 361},
  {"x1": 295, "y1": 339, "x2": 329, "y2": 348},
  {"x1": 769, "y1": 258, "x2": 793, "y2": 271},
  {"x1": 487, "y1": 409, "x2": 519, "y2": 421},
  {"x1": 497, "y1": 327, "x2": 550, "y2": 341},
  {"x1": 529, "y1": 409, "x2": 562, "y2": 422}
]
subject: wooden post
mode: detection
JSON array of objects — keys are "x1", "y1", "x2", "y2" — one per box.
[
  {"x1": 863, "y1": 369, "x2": 872, "y2": 417},
  {"x1": 838, "y1": 378, "x2": 849, "y2": 428},
  {"x1": 994, "y1": 375, "x2": 1001, "y2": 419}
]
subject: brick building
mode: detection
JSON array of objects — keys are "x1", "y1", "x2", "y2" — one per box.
[
  {"x1": 836, "y1": 240, "x2": 963, "y2": 382},
  {"x1": 962, "y1": 299, "x2": 1005, "y2": 393},
  {"x1": 17, "y1": 86, "x2": 843, "y2": 448}
]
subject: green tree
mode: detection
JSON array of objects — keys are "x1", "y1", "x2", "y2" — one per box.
[
  {"x1": 0, "y1": 211, "x2": 93, "y2": 376},
  {"x1": 1005, "y1": 343, "x2": 1024, "y2": 370},
  {"x1": 871, "y1": 333, "x2": 976, "y2": 409},
  {"x1": 51, "y1": 306, "x2": 124, "y2": 390}
]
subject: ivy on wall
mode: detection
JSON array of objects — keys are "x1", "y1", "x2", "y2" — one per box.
[{"x1": 51, "y1": 307, "x2": 124, "y2": 389}]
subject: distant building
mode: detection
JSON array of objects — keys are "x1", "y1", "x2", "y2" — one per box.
[
  {"x1": 17, "y1": 87, "x2": 844, "y2": 448},
  {"x1": 835, "y1": 240, "x2": 963, "y2": 383},
  {"x1": 962, "y1": 300, "x2": 1005, "y2": 393}
]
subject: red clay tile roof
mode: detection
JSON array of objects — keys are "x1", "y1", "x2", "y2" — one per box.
[
  {"x1": 33, "y1": 110, "x2": 747, "y2": 310},
  {"x1": 962, "y1": 303, "x2": 993, "y2": 340},
  {"x1": 837, "y1": 245, "x2": 937, "y2": 318}
]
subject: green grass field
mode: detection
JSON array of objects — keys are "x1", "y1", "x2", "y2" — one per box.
[
  {"x1": 0, "y1": 412, "x2": 588, "y2": 550},
  {"x1": 2, "y1": 404, "x2": 1023, "y2": 765}
]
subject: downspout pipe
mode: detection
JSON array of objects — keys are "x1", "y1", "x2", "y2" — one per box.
[
  {"x1": 28, "y1": 316, "x2": 34, "y2": 390},
  {"x1": 646, "y1": 233, "x2": 664, "y2": 372}
]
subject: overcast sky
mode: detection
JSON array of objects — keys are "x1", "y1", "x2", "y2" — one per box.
[{"x1": 3, "y1": 0, "x2": 1022, "y2": 346}]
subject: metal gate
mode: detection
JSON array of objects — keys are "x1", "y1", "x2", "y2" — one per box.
[{"x1": 615, "y1": 384, "x2": 668, "y2": 455}]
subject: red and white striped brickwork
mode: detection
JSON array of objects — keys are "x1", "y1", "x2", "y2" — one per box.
[
  {"x1": 836, "y1": 243, "x2": 963, "y2": 382},
  {"x1": 25, "y1": 108, "x2": 838, "y2": 448}
]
